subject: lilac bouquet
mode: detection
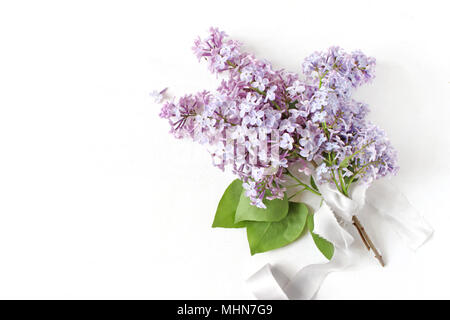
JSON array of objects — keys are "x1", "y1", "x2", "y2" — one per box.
[{"x1": 156, "y1": 28, "x2": 399, "y2": 266}]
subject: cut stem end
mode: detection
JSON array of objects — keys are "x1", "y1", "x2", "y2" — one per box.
[{"x1": 352, "y1": 216, "x2": 385, "y2": 267}]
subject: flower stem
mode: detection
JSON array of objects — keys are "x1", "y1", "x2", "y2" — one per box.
[
  {"x1": 352, "y1": 216, "x2": 385, "y2": 267},
  {"x1": 288, "y1": 188, "x2": 306, "y2": 200},
  {"x1": 338, "y1": 168, "x2": 347, "y2": 196},
  {"x1": 286, "y1": 172, "x2": 321, "y2": 196}
]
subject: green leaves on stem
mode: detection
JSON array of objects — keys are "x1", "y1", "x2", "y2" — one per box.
[
  {"x1": 246, "y1": 202, "x2": 308, "y2": 255},
  {"x1": 310, "y1": 176, "x2": 319, "y2": 194},
  {"x1": 212, "y1": 179, "x2": 246, "y2": 228},
  {"x1": 286, "y1": 171, "x2": 321, "y2": 196},
  {"x1": 235, "y1": 192, "x2": 289, "y2": 223},
  {"x1": 212, "y1": 179, "x2": 335, "y2": 258},
  {"x1": 323, "y1": 140, "x2": 377, "y2": 196}
]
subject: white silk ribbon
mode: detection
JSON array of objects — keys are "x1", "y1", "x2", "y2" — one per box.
[{"x1": 246, "y1": 179, "x2": 434, "y2": 300}]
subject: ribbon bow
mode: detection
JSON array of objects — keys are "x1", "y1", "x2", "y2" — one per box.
[{"x1": 247, "y1": 180, "x2": 434, "y2": 300}]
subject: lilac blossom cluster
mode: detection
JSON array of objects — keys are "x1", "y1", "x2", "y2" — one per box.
[{"x1": 159, "y1": 27, "x2": 398, "y2": 207}]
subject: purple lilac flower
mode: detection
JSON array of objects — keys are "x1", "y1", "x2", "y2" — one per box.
[
  {"x1": 159, "y1": 27, "x2": 398, "y2": 206},
  {"x1": 298, "y1": 121, "x2": 326, "y2": 161},
  {"x1": 149, "y1": 88, "x2": 167, "y2": 103}
]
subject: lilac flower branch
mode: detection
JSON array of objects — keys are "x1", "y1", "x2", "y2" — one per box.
[
  {"x1": 159, "y1": 27, "x2": 397, "y2": 266},
  {"x1": 161, "y1": 27, "x2": 398, "y2": 212}
]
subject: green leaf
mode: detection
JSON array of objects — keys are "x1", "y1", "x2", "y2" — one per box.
[
  {"x1": 235, "y1": 192, "x2": 289, "y2": 223},
  {"x1": 212, "y1": 179, "x2": 246, "y2": 228},
  {"x1": 310, "y1": 232, "x2": 334, "y2": 260},
  {"x1": 306, "y1": 213, "x2": 334, "y2": 260},
  {"x1": 310, "y1": 176, "x2": 319, "y2": 192},
  {"x1": 246, "y1": 202, "x2": 309, "y2": 255},
  {"x1": 288, "y1": 100, "x2": 298, "y2": 109},
  {"x1": 306, "y1": 212, "x2": 314, "y2": 231},
  {"x1": 339, "y1": 155, "x2": 351, "y2": 168}
]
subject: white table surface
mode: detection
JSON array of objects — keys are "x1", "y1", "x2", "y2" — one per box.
[{"x1": 0, "y1": 0, "x2": 449, "y2": 299}]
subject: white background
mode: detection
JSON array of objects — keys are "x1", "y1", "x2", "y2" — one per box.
[{"x1": 0, "y1": 0, "x2": 449, "y2": 299}]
